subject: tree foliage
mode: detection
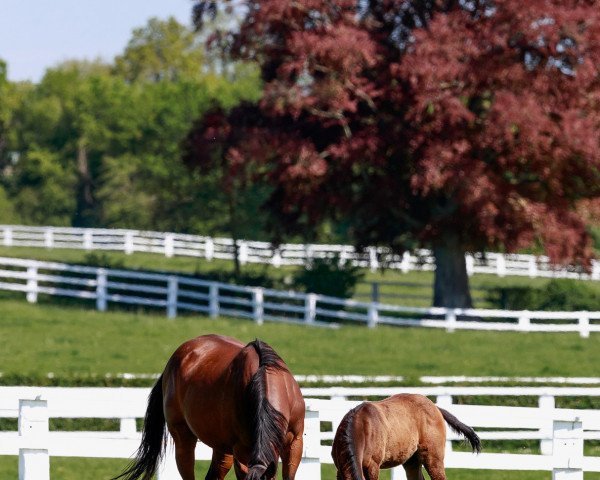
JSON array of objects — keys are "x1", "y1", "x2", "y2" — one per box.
[
  {"x1": 2, "y1": 17, "x2": 261, "y2": 236},
  {"x1": 187, "y1": 0, "x2": 600, "y2": 306}
]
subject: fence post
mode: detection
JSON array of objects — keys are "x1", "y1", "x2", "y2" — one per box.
[
  {"x1": 271, "y1": 249, "x2": 282, "y2": 268},
  {"x1": 239, "y1": 241, "x2": 248, "y2": 265},
  {"x1": 400, "y1": 251, "x2": 411, "y2": 274},
  {"x1": 297, "y1": 402, "x2": 321, "y2": 480},
  {"x1": 518, "y1": 312, "x2": 531, "y2": 332},
  {"x1": 83, "y1": 230, "x2": 93, "y2": 250},
  {"x1": 552, "y1": 419, "x2": 583, "y2": 480},
  {"x1": 496, "y1": 254, "x2": 506, "y2": 277},
  {"x1": 164, "y1": 234, "x2": 174, "y2": 258},
  {"x1": 390, "y1": 465, "x2": 408, "y2": 480},
  {"x1": 205, "y1": 238, "x2": 214, "y2": 261},
  {"x1": 540, "y1": 394, "x2": 556, "y2": 455},
  {"x1": 3, "y1": 226, "x2": 13, "y2": 246},
  {"x1": 209, "y1": 284, "x2": 219, "y2": 319},
  {"x1": 124, "y1": 231, "x2": 134, "y2": 255},
  {"x1": 592, "y1": 260, "x2": 600, "y2": 281},
  {"x1": 465, "y1": 254, "x2": 474, "y2": 276},
  {"x1": 120, "y1": 417, "x2": 137, "y2": 435},
  {"x1": 26, "y1": 266, "x2": 38, "y2": 304},
  {"x1": 157, "y1": 436, "x2": 178, "y2": 480},
  {"x1": 96, "y1": 269, "x2": 107, "y2": 312},
  {"x1": 44, "y1": 228, "x2": 54, "y2": 249},
  {"x1": 304, "y1": 293, "x2": 317, "y2": 324},
  {"x1": 167, "y1": 276, "x2": 178, "y2": 319},
  {"x1": 19, "y1": 398, "x2": 49, "y2": 480},
  {"x1": 371, "y1": 282, "x2": 380, "y2": 303},
  {"x1": 445, "y1": 309, "x2": 456, "y2": 333},
  {"x1": 529, "y1": 257, "x2": 538, "y2": 278},
  {"x1": 368, "y1": 247, "x2": 379, "y2": 272},
  {"x1": 367, "y1": 302, "x2": 379, "y2": 328},
  {"x1": 436, "y1": 394, "x2": 454, "y2": 453},
  {"x1": 253, "y1": 288, "x2": 264, "y2": 325},
  {"x1": 578, "y1": 313, "x2": 590, "y2": 339}
]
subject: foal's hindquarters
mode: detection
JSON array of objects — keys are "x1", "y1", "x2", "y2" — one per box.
[{"x1": 331, "y1": 394, "x2": 481, "y2": 480}]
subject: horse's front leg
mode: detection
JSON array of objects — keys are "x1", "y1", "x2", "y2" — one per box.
[
  {"x1": 281, "y1": 432, "x2": 304, "y2": 480},
  {"x1": 205, "y1": 450, "x2": 233, "y2": 480},
  {"x1": 233, "y1": 458, "x2": 248, "y2": 480}
]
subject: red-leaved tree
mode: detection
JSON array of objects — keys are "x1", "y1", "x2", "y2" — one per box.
[{"x1": 186, "y1": 0, "x2": 600, "y2": 307}]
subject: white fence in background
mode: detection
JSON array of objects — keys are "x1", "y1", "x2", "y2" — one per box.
[
  {"x1": 2, "y1": 224, "x2": 598, "y2": 279},
  {"x1": 1, "y1": 387, "x2": 600, "y2": 479},
  {"x1": 1, "y1": 256, "x2": 599, "y2": 336}
]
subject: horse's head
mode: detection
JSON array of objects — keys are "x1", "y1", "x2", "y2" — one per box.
[{"x1": 245, "y1": 462, "x2": 277, "y2": 480}]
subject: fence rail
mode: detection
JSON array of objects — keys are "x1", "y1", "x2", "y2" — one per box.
[
  {"x1": 1, "y1": 387, "x2": 599, "y2": 479},
  {"x1": 2, "y1": 224, "x2": 598, "y2": 279},
  {"x1": 1, "y1": 256, "x2": 599, "y2": 336}
]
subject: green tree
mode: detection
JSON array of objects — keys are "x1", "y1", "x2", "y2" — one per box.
[
  {"x1": 12, "y1": 148, "x2": 76, "y2": 225},
  {"x1": 114, "y1": 17, "x2": 206, "y2": 83}
]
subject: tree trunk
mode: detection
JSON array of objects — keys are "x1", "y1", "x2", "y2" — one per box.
[{"x1": 432, "y1": 236, "x2": 473, "y2": 308}]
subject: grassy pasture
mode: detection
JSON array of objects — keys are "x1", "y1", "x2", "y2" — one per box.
[
  {"x1": 1, "y1": 246, "x2": 600, "y2": 478},
  {"x1": 1, "y1": 457, "x2": 585, "y2": 479},
  {"x1": 1, "y1": 298, "x2": 599, "y2": 378}
]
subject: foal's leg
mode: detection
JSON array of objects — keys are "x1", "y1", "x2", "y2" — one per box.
[
  {"x1": 281, "y1": 433, "x2": 303, "y2": 480},
  {"x1": 421, "y1": 451, "x2": 446, "y2": 480},
  {"x1": 364, "y1": 461, "x2": 380, "y2": 480},
  {"x1": 403, "y1": 455, "x2": 425, "y2": 480},
  {"x1": 205, "y1": 451, "x2": 233, "y2": 480},
  {"x1": 169, "y1": 423, "x2": 198, "y2": 480}
]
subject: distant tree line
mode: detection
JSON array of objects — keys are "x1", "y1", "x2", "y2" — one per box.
[{"x1": 0, "y1": 17, "x2": 271, "y2": 242}]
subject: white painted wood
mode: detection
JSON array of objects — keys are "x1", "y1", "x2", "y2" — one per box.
[
  {"x1": 96, "y1": 269, "x2": 107, "y2": 312},
  {"x1": 552, "y1": 419, "x2": 583, "y2": 479},
  {"x1": 19, "y1": 398, "x2": 49, "y2": 480},
  {"x1": 1, "y1": 255, "x2": 600, "y2": 336},
  {"x1": 166, "y1": 276, "x2": 178, "y2": 319},
  {"x1": 5, "y1": 391, "x2": 600, "y2": 478},
  {"x1": 26, "y1": 266, "x2": 37, "y2": 303},
  {"x1": 253, "y1": 288, "x2": 264, "y2": 325}
]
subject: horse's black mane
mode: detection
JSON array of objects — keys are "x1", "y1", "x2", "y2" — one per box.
[
  {"x1": 337, "y1": 406, "x2": 363, "y2": 480},
  {"x1": 245, "y1": 339, "x2": 289, "y2": 480}
]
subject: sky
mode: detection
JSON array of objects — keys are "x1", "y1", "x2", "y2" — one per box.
[{"x1": 0, "y1": 0, "x2": 195, "y2": 83}]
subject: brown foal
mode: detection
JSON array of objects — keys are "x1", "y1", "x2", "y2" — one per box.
[
  {"x1": 332, "y1": 394, "x2": 481, "y2": 480},
  {"x1": 113, "y1": 334, "x2": 305, "y2": 480}
]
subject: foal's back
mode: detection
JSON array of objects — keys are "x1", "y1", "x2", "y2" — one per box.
[{"x1": 332, "y1": 394, "x2": 447, "y2": 479}]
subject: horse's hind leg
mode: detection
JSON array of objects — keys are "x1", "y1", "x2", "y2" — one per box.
[
  {"x1": 169, "y1": 423, "x2": 197, "y2": 480},
  {"x1": 205, "y1": 451, "x2": 233, "y2": 480},
  {"x1": 364, "y1": 461, "x2": 380, "y2": 480},
  {"x1": 281, "y1": 433, "x2": 303, "y2": 480},
  {"x1": 421, "y1": 451, "x2": 446, "y2": 480},
  {"x1": 403, "y1": 454, "x2": 425, "y2": 480}
]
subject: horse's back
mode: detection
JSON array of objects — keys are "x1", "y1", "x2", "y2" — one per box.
[{"x1": 162, "y1": 335, "x2": 247, "y2": 446}]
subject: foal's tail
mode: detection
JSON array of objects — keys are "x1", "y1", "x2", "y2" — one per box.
[
  {"x1": 439, "y1": 407, "x2": 482, "y2": 453},
  {"x1": 112, "y1": 375, "x2": 167, "y2": 480}
]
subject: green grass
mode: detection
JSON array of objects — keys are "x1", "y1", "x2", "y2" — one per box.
[
  {"x1": 1, "y1": 298, "x2": 600, "y2": 378},
  {"x1": 2, "y1": 246, "x2": 600, "y2": 478},
  {"x1": 1, "y1": 457, "x2": 596, "y2": 480}
]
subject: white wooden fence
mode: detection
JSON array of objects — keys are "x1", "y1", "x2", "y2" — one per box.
[
  {"x1": 1, "y1": 387, "x2": 600, "y2": 479},
  {"x1": 0, "y1": 256, "x2": 599, "y2": 337},
  {"x1": 2, "y1": 224, "x2": 598, "y2": 279}
]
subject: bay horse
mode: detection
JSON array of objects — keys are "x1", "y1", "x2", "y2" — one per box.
[
  {"x1": 331, "y1": 394, "x2": 481, "y2": 480},
  {"x1": 113, "y1": 334, "x2": 305, "y2": 480}
]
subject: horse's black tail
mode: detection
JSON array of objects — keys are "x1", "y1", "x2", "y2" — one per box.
[
  {"x1": 112, "y1": 375, "x2": 167, "y2": 480},
  {"x1": 245, "y1": 339, "x2": 288, "y2": 480},
  {"x1": 438, "y1": 407, "x2": 482, "y2": 453}
]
